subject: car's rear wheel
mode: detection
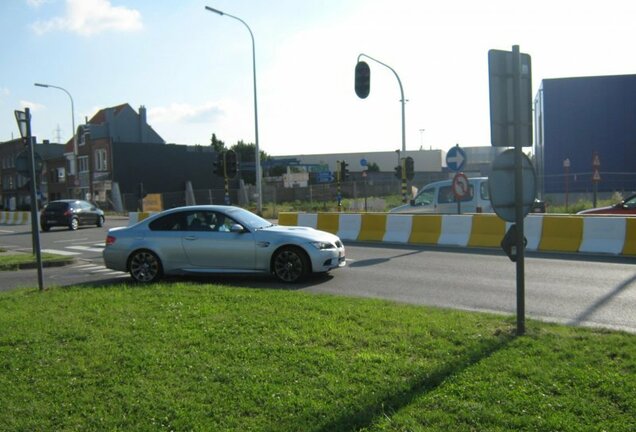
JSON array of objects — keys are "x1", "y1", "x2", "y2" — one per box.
[
  {"x1": 129, "y1": 250, "x2": 163, "y2": 283},
  {"x1": 273, "y1": 246, "x2": 309, "y2": 283},
  {"x1": 69, "y1": 217, "x2": 79, "y2": 230},
  {"x1": 41, "y1": 224, "x2": 50, "y2": 232},
  {"x1": 97, "y1": 215, "x2": 104, "y2": 227}
]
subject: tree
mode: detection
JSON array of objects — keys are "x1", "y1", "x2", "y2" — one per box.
[
  {"x1": 230, "y1": 140, "x2": 270, "y2": 185},
  {"x1": 210, "y1": 133, "x2": 225, "y2": 153},
  {"x1": 367, "y1": 162, "x2": 380, "y2": 172}
]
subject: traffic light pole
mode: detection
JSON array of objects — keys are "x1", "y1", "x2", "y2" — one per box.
[{"x1": 357, "y1": 53, "x2": 406, "y2": 153}]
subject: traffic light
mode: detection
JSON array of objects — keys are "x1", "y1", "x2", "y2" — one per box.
[
  {"x1": 340, "y1": 160, "x2": 350, "y2": 180},
  {"x1": 225, "y1": 150, "x2": 238, "y2": 179},
  {"x1": 354, "y1": 61, "x2": 370, "y2": 99},
  {"x1": 405, "y1": 156, "x2": 414, "y2": 180},
  {"x1": 213, "y1": 152, "x2": 224, "y2": 177},
  {"x1": 394, "y1": 165, "x2": 402, "y2": 179}
]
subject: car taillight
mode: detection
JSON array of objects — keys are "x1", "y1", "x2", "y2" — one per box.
[
  {"x1": 106, "y1": 235, "x2": 116, "y2": 246},
  {"x1": 64, "y1": 209, "x2": 72, "y2": 216}
]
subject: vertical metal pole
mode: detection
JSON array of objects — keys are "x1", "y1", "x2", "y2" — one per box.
[
  {"x1": 401, "y1": 157, "x2": 407, "y2": 203},
  {"x1": 512, "y1": 45, "x2": 525, "y2": 335},
  {"x1": 25, "y1": 108, "x2": 44, "y2": 291}
]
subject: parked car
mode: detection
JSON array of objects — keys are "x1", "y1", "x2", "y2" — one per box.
[
  {"x1": 389, "y1": 177, "x2": 494, "y2": 214},
  {"x1": 577, "y1": 194, "x2": 636, "y2": 215},
  {"x1": 103, "y1": 205, "x2": 346, "y2": 284},
  {"x1": 40, "y1": 199, "x2": 105, "y2": 231}
]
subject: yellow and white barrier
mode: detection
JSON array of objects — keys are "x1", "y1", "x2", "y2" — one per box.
[
  {"x1": 278, "y1": 212, "x2": 636, "y2": 257},
  {"x1": 0, "y1": 211, "x2": 32, "y2": 225}
]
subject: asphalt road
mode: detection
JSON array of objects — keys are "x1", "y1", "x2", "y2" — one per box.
[{"x1": 1, "y1": 220, "x2": 635, "y2": 333}]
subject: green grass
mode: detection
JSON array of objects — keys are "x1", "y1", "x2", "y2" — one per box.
[
  {"x1": 0, "y1": 251, "x2": 74, "y2": 271},
  {"x1": 1, "y1": 283, "x2": 634, "y2": 431}
]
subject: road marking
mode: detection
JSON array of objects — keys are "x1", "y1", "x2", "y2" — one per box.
[
  {"x1": 71, "y1": 264, "x2": 100, "y2": 269},
  {"x1": 41, "y1": 249, "x2": 81, "y2": 256},
  {"x1": 0, "y1": 229, "x2": 15, "y2": 233},
  {"x1": 67, "y1": 245, "x2": 104, "y2": 253},
  {"x1": 54, "y1": 238, "x2": 89, "y2": 243}
]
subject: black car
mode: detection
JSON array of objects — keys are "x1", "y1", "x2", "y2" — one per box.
[{"x1": 40, "y1": 200, "x2": 105, "y2": 231}]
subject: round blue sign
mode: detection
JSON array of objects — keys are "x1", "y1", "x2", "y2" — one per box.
[
  {"x1": 446, "y1": 146, "x2": 467, "y2": 172},
  {"x1": 360, "y1": 158, "x2": 368, "y2": 167}
]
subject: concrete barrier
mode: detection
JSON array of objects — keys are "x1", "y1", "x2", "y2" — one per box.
[
  {"x1": 278, "y1": 212, "x2": 636, "y2": 257},
  {"x1": 579, "y1": 217, "x2": 625, "y2": 255},
  {"x1": 335, "y1": 213, "x2": 359, "y2": 240},
  {"x1": 0, "y1": 211, "x2": 31, "y2": 225},
  {"x1": 383, "y1": 214, "x2": 412, "y2": 243}
]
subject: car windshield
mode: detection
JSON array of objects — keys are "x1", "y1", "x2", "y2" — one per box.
[{"x1": 226, "y1": 207, "x2": 273, "y2": 230}]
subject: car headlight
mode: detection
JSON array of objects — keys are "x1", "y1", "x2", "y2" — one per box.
[{"x1": 310, "y1": 241, "x2": 335, "y2": 250}]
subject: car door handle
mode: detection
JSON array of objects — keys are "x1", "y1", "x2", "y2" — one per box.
[{"x1": 184, "y1": 236, "x2": 198, "y2": 241}]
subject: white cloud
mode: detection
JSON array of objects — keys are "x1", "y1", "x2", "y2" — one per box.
[
  {"x1": 19, "y1": 100, "x2": 46, "y2": 111},
  {"x1": 27, "y1": 0, "x2": 50, "y2": 8},
  {"x1": 149, "y1": 102, "x2": 225, "y2": 125},
  {"x1": 31, "y1": 0, "x2": 142, "y2": 36}
]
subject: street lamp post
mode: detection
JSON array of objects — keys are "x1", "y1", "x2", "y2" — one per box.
[
  {"x1": 14, "y1": 108, "x2": 44, "y2": 291},
  {"x1": 34, "y1": 82, "x2": 77, "y2": 196},
  {"x1": 205, "y1": 5, "x2": 263, "y2": 214}
]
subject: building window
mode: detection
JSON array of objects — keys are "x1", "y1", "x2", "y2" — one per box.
[
  {"x1": 94, "y1": 149, "x2": 107, "y2": 171},
  {"x1": 78, "y1": 156, "x2": 89, "y2": 173}
]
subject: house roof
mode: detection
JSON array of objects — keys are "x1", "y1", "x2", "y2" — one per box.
[{"x1": 88, "y1": 103, "x2": 130, "y2": 125}]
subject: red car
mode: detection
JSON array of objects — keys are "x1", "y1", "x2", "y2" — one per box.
[{"x1": 577, "y1": 194, "x2": 636, "y2": 215}]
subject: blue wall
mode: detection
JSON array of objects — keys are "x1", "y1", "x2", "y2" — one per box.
[{"x1": 537, "y1": 75, "x2": 636, "y2": 193}]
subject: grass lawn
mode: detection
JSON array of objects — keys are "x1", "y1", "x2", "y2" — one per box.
[
  {"x1": 0, "y1": 283, "x2": 634, "y2": 431},
  {"x1": 0, "y1": 250, "x2": 74, "y2": 271}
]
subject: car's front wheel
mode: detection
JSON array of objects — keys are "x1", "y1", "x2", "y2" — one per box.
[
  {"x1": 69, "y1": 217, "x2": 79, "y2": 230},
  {"x1": 97, "y1": 215, "x2": 104, "y2": 227},
  {"x1": 41, "y1": 224, "x2": 50, "y2": 232},
  {"x1": 129, "y1": 250, "x2": 163, "y2": 283},
  {"x1": 273, "y1": 246, "x2": 309, "y2": 283}
]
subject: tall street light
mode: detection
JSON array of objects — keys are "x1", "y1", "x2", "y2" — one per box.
[
  {"x1": 205, "y1": 5, "x2": 262, "y2": 214},
  {"x1": 34, "y1": 82, "x2": 77, "y2": 194}
]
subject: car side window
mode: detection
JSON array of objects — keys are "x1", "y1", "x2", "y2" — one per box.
[
  {"x1": 624, "y1": 196, "x2": 636, "y2": 209},
  {"x1": 480, "y1": 181, "x2": 490, "y2": 200},
  {"x1": 149, "y1": 213, "x2": 186, "y2": 231},
  {"x1": 414, "y1": 188, "x2": 435, "y2": 206},
  {"x1": 205, "y1": 211, "x2": 237, "y2": 232}
]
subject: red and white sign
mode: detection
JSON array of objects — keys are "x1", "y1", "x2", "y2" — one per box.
[{"x1": 452, "y1": 172, "x2": 469, "y2": 199}]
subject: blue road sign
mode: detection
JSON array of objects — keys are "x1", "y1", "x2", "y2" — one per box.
[
  {"x1": 360, "y1": 158, "x2": 368, "y2": 167},
  {"x1": 317, "y1": 171, "x2": 335, "y2": 183},
  {"x1": 446, "y1": 145, "x2": 467, "y2": 172}
]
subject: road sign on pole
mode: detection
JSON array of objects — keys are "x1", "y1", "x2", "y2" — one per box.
[
  {"x1": 488, "y1": 48, "x2": 533, "y2": 147},
  {"x1": 446, "y1": 145, "x2": 466, "y2": 172}
]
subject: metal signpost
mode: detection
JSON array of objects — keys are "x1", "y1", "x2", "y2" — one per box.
[
  {"x1": 592, "y1": 153, "x2": 601, "y2": 207},
  {"x1": 488, "y1": 45, "x2": 534, "y2": 335},
  {"x1": 14, "y1": 108, "x2": 44, "y2": 291}
]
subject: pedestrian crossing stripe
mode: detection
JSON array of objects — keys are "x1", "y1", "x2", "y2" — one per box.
[
  {"x1": 41, "y1": 249, "x2": 81, "y2": 256},
  {"x1": 67, "y1": 245, "x2": 104, "y2": 253}
]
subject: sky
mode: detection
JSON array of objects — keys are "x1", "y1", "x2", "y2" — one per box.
[{"x1": 1, "y1": 0, "x2": 636, "y2": 156}]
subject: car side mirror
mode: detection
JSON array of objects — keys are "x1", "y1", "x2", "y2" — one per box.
[{"x1": 230, "y1": 224, "x2": 245, "y2": 233}]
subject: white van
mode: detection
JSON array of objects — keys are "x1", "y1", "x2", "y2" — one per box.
[{"x1": 389, "y1": 177, "x2": 493, "y2": 214}]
